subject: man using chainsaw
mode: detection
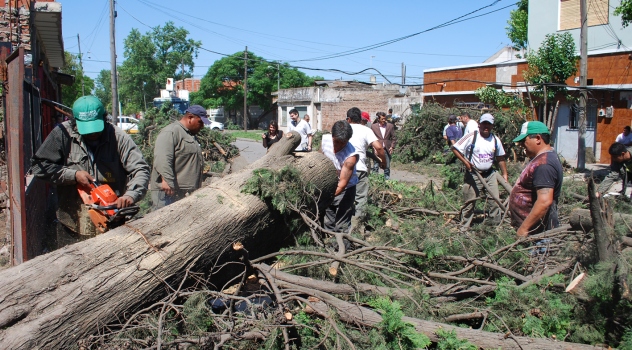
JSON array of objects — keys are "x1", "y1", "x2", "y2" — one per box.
[
  {"x1": 150, "y1": 105, "x2": 206, "y2": 210},
  {"x1": 31, "y1": 96, "x2": 150, "y2": 247}
]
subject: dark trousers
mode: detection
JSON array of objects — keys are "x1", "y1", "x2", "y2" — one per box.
[
  {"x1": 372, "y1": 149, "x2": 391, "y2": 179},
  {"x1": 324, "y1": 186, "x2": 356, "y2": 233}
]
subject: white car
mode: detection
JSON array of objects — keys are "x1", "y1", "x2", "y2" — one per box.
[
  {"x1": 203, "y1": 118, "x2": 224, "y2": 131},
  {"x1": 117, "y1": 116, "x2": 139, "y2": 134}
]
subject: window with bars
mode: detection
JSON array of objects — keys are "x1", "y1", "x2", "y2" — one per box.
[
  {"x1": 569, "y1": 101, "x2": 597, "y2": 130},
  {"x1": 559, "y1": 0, "x2": 609, "y2": 31}
]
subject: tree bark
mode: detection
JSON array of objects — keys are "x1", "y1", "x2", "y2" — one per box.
[
  {"x1": 0, "y1": 131, "x2": 338, "y2": 349},
  {"x1": 587, "y1": 179, "x2": 617, "y2": 262}
]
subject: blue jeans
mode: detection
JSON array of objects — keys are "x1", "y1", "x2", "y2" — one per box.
[{"x1": 372, "y1": 149, "x2": 391, "y2": 180}]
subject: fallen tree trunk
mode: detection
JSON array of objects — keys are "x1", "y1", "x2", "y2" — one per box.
[
  {"x1": 570, "y1": 208, "x2": 632, "y2": 232},
  {"x1": 0, "y1": 132, "x2": 338, "y2": 349},
  {"x1": 306, "y1": 297, "x2": 603, "y2": 350}
]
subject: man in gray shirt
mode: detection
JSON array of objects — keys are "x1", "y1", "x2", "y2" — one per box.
[{"x1": 151, "y1": 105, "x2": 206, "y2": 210}]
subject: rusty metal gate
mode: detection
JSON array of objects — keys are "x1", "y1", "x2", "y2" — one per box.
[{"x1": 5, "y1": 47, "x2": 48, "y2": 264}]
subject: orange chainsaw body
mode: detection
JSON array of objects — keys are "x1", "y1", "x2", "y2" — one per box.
[{"x1": 77, "y1": 182, "x2": 118, "y2": 233}]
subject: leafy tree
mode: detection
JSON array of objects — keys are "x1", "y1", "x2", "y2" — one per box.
[
  {"x1": 191, "y1": 51, "x2": 321, "y2": 127},
  {"x1": 60, "y1": 51, "x2": 95, "y2": 106},
  {"x1": 94, "y1": 69, "x2": 112, "y2": 112},
  {"x1": 118, "y1": 22, "x2": 201, "y2": 114},
  {"x1": 506, "y1": 0, "x2": 529, "y2": 51},
  {"x1": 523, "y1": 32, "x2": 578, "y2": 129},
  {"x1": 614, "y1": 0, "x2": 632, "y2": 27}
]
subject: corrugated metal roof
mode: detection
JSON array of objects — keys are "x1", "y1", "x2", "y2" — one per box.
[{"x1": 33, "y1": 1, "x2": 64, "y2": 68}]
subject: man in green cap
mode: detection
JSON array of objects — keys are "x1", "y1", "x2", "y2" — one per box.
[
  {"x1": 509, "y1": 121, "x2": 563, "y2": 237},
  {"x1": 31, "y1": 96, "x2": 150, "y2": 247}
]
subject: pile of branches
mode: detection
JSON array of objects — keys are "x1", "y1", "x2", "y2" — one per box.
[
  {"x1": 394, "y1": 102, "x2": 524, "y2": 164},
  {"x1": 78, "y1": 163, "x2": 632, "y2": 349},
  {"x1": 132, "y1": 105, "x2": 239, "y2": 174}
]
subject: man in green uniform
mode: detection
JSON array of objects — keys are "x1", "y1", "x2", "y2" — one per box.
[{"x1": 151, "y1": 105, "x2": 206, "y2": 209}]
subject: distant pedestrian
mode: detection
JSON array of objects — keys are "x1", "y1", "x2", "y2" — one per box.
[
  {"x1": 509, "y1": 121, "x2": 563, "y2": 236},
  {"x1": 287, "y1": 108, "x2": 313, "y2": 152},
  {"x1": 445, "y1": 115, "x2": 463, "y2": 146},
  {"x1": 321, "y1": 120, "x2": 359, "y2": 233},
  {"x1": 151, "y1": 105, "x2": 206, "y2": 210},
  {"x1": 615, "y1": 126, "x2": 632, "y2": 146},
  {"x1": 461, "y1": 112, "x2": 478, "y2": 135},
  {"x1": 347, "y1": 107, "x2": 386, "y2": 229},
  {"x1": 371, "y1": 112, "x2": 396, "y2": 180},
  {"x1": 452, "y1": 113, "x2": 507, "y2": 227},
  {"x1": 262, "y1": 120, "x2": 283, "y2": 149},
  {"x1": 598, "y1": 142, "x2": 632, "y2": 197}
]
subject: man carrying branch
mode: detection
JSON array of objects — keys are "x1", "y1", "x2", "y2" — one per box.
[{"x1": 452, "y1": 113, "x2": 507, "y2": 227}]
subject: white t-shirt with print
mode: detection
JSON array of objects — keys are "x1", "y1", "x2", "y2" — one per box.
[
  {"x1": 321, "y1": 134, "x2": 359, "y2": 188},
  {"x1": 453, "y1": 131, "x2": 505, "y2": 172},
  {"x1": 349, "y1": 123, "x2": 378, "y2": 172},
  {"x1": 288, "y1": 119, "x2": 312, "y2": 150}
]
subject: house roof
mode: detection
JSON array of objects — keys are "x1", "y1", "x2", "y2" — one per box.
[{"x1": 33, "y1": 1, "x2": 64, "y2": 68}]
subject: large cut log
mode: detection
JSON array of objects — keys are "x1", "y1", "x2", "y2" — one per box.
[
  {"x1": 0, "y1": 132, "x2": 338, "y2": 349},
  {"x1": 570, "y1": 208, "x2": 632, "y2": 232}
]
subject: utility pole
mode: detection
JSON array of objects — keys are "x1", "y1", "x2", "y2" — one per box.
[
  {"x1": 77, "y1": 34, "x2": 85, "y2": 96},
  {"x1": 401, "y1": 62, "x2": 406, "y2": 85},
  {"x1": 243, "y1": 47, "x2": 248, "y2": 131},
  {"x1": 110, "y1": 0, "x2": 119, "y2": 119},
  {"x1": 577, "y1": 0, "x2": 588, "y2": 170},
  {"x1": 181, "y1": 59, "x2": 186, "y2": 91}
]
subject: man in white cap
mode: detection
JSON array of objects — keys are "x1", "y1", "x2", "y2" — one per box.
[
  {"x1": 452, "y1": 113, "x2": 507, "y2": 227},
  {"x1": 31, "y1": 96, "x2": 150, "y2": 247}
]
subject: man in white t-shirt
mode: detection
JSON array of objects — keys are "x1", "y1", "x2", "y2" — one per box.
[
  {"x1": 346, "y1": 108, "x2": 386, "y2": 228},
  {"x1": 615, "y1": 126, "x2": 632, "y2": 146},
  {"x1": 452, "y1": 113, "x2": 508, "y2": 227},
  {"x1": 461, "y1": 112, "x2": 479, "y2": 136},
  {"x1": 287, "y1": 108, "x2": 312, "y2": 151},
  {"x1": 321, "y1": 120, "x2": 359, "y2": 233}
]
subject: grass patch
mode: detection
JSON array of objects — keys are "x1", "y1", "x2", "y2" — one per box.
[{"x1": 226, "y1": 130, "x2": 265, "y2": 142}]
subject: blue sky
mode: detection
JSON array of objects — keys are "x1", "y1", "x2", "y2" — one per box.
[{"x1": 61, "y1": 0, "x2": 518, "y2": 85}]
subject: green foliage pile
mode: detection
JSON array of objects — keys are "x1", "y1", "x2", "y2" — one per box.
[
  {"x1": 242, "y1": 166, "x2": 316, "y2": 215},
  {"x1": 393, "y1": 102, "x2": 524, "y2": 165},
  {"x1": 369, "y1": 297, "x2": 431, "y2": 349}
]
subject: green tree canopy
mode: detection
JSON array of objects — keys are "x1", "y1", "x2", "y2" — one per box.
[
  {"x1": 60, "y1": 51, "x2": 95, "y2": 107},
  {"x1": 506, "y1": 0, "x2": 528, "y2": 51},
  {"x1": 191, "y1": 51, "x2": 321, "y2": 113},
  {"x1": 94, "y1": 69, "x2": 112, "y2": 112},
  {"x1": 614, "y1": 0, "x2": 632, "y2": 27},
  {"x1": 118, "y1": 22, "x2": 201, "y2": 114},
  {"x1": 524, "y1": 32, "x2": 578, "y2": 101}
]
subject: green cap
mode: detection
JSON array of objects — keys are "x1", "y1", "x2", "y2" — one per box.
[
  {"x1": 513, "y1": 121, "x2": 550, "y2": 142},
  {"x1": 72, "y1": 96, "x2": 105, "y2": 135}
]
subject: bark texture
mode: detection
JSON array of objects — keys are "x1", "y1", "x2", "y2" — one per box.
[{"x1": 0, "y1": 132, "x2": 338, "y2": 349}]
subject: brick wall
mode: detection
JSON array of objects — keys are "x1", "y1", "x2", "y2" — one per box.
[
  {"x1": 424, "y1": 66, "x2": 497, "y2": 93},
  {"x1": 175, "y1": 78, "x2": 200, "y2": 92},
  {"x1": 320, "y1": 89, "x2": 397, "y2": 131},
  {"x1": 0, "y1": 2, "x2": 36, "y2": 51}
]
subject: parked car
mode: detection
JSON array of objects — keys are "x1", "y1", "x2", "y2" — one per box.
[
  {"x1": 202, "y1": 117, "x2": 224, "y2": 131},
  {"x1": 117, "y1": 116, "x2": 139, "y2": 134}
]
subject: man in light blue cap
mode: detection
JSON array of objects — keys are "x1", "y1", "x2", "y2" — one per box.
[{"x1": 31, "y1": 96, "x2": 150, "y2": 248}]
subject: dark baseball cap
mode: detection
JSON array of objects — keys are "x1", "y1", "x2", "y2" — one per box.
[{"x1": 185, "y1": 105, "x2": 208, "y2": 118}]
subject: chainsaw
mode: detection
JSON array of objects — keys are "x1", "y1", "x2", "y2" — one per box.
[{"x1": 77, "y1": 181, "x2": 140, "y2": 233}]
